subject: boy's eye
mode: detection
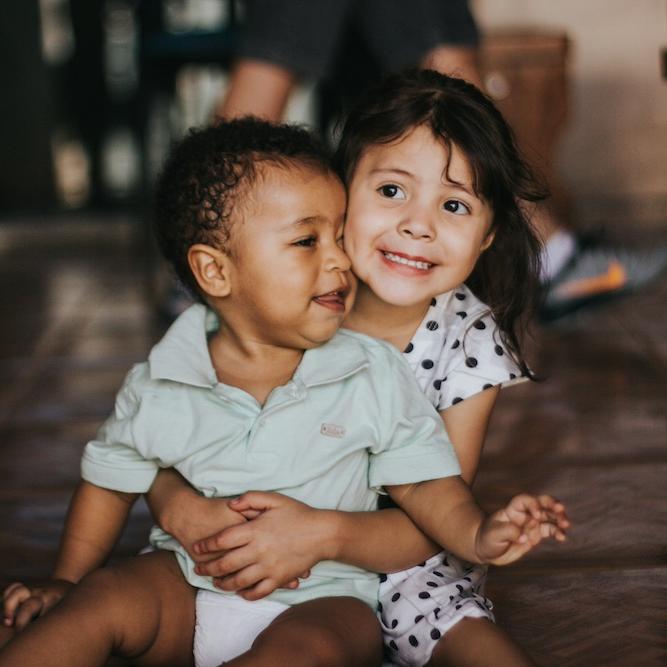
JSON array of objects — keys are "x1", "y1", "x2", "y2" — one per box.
[
  {"x1": 293, "y1": 236, "x2": 317, "y2": 247},
  {"x1": 443, "y1": 199, "x2": 470, "y2": 215},
  {"x1": 378, "y1": 184, "x2": 406, "y2": 200}
]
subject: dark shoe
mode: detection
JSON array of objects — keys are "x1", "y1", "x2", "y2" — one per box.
[{"x1": 539, "y1": 243, "x2": 667, "y2": 323}]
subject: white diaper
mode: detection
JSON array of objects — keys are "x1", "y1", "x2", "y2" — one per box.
[{"x1": 194, "y1": 590, "x2": 289, "y2": 666}]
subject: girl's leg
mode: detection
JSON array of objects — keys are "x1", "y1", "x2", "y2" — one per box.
[
  {"x1": 227, "y1": 596, "x2": 383, "y2": 667},
  {"x1": 428, "y1": 618, "x2": 535, "y2": 667},
  {"x1": 0, "y1": 551, "x2": 196, "y2": 667}
]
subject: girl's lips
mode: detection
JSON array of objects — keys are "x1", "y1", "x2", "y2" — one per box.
[
  {"x1": 312, "y1": 288, "x2": 349, "y2": 312},
  {"x1": 379, "y1": 249, "x2": 434, "y2": 274}
]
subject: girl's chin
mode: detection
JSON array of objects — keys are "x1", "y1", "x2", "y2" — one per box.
[{"x1": 370, "y1": 285, "x2": 433, "y2": 309}]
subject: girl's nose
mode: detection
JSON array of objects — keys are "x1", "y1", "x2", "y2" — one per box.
[{"x1": 397, "y1": 209, "x2": 436, "y2": 241}]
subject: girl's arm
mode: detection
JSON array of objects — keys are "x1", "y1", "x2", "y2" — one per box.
[
  {"x1": 386, "y1": 478, "x2": 568, "y2": 566},
  {"x1": 440, "y1": 385, "x2": 500, "y2": 485},
  {"x1": 3, "y1": 481, "x2": 137, "y2": 629}
]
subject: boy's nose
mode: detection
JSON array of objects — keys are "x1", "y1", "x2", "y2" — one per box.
[{"x1": 326, "y1": 241, "x2": 352, "y2": 273}]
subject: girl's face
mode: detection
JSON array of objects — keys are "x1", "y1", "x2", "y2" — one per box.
[{"x1": 344, "y1": 124, "x2": 494, "y2": 309}]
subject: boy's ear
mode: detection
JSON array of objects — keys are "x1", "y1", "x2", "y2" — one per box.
[
  {"x1": 480, "y1": 229, "x2": 496, "y2": 252},
  {"x1": 187, "y1": 244, "x2": 233, "y2": 298}
]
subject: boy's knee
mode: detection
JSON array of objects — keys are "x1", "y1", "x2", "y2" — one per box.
[{"x1": 254, "y1": 597, "x2": 381, "y2": 667}]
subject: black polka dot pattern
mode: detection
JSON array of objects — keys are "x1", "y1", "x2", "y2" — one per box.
[
  {"x1": 397, "y1": 284, "x2": 526, "y2": 462},
  {"x1": 378, "y1": 547, "x2": 495, "y2": 662}
]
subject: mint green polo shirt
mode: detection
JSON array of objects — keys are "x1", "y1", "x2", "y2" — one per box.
[{"x1": 81, "y1": 304, "x2": 460, "y2": 608}]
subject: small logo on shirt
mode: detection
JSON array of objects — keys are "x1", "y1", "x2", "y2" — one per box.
[{"x1": 320, "y1": 423, "x2": 345, "y2": 438}]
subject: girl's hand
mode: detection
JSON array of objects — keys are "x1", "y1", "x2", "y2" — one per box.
[
  {"x1": 2, "y1": 579, "x2": 73, "y2": 631},
  {"x1": 193, "y1": 492, "x2": 332, "y2": 600},
  {"x1": 475, "y1": 494, "x2": 570, "y2": 566}
]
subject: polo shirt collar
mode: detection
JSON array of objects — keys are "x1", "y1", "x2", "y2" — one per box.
[
  {"x1": 294, "y1": 331, "x2": 369, "y2": 387},
  {"x1": 148, "y1": 305, "x2": 369, "y2": 389},
  {"x1": 148, "y1": 304, "x2": 218, "y2": 388}
]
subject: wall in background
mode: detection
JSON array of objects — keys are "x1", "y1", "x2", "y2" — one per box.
[{"x1": 473, "y1": 0, "x2": 667, "y2": 227}]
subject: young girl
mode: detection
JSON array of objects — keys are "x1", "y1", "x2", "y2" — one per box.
[{"x1": 146, "y1": 69, "x2": 554, "y2": 667}]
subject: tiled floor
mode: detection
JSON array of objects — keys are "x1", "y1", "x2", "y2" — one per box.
[{"x1": 0, "y1": 215, "x2": 665, "y2": 666}]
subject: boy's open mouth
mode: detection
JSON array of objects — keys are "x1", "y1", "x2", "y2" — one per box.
[
  {"x1": 381, "y1": 250, "x2": 434, "y2": 271},
  {"x1": 312, "y1": 288, "x2": 349, "y2": 312}
]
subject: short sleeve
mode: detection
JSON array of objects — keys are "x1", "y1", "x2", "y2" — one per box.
[
  {"x1": 367, "y1": 346, "x2": 460, "y2": 490},
  {"x1": 81, "y1": 364, "x2": 160, "y2": 493},
  {"x1": 437, "y1": 314, "x2": 528, "y2": 411}
]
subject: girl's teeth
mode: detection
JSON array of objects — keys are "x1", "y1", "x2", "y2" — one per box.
[{"x1": 383, "y1": 252, "x2": 432, "y2": 270}]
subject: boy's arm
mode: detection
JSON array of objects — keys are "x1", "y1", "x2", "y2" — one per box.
[
  {"x1": 54, "y1": 481, "x2": 138, "y2": 582},
  {"x1": 146, "y1": 469, "x2": 247, "y2": 559},
  {"x1": 3, "y1": 480, "x2": 137, "y2": 630}
]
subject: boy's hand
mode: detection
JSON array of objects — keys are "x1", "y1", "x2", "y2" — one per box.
[
  {"x1": 193, "y1": 492, "x2": 330, "y2": 600},
  {"x1": 476, "y1": 494, "x2": 569, "y2": 566},
  {"x1": 2, "y1": 579, "x2": 73, "y2": 631}
]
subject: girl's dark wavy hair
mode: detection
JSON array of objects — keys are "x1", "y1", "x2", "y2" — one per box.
[
  {"x1": 335, "y1": 69, "x2": 546, "y2": 376},
  {"x1": 153, "y1": 116, "x2": 333, "y2": 301}
]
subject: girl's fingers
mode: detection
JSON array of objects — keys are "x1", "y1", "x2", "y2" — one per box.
[
  {"x1": 229, "y1": 491, "x2": 283, "y2": 513},
  {"x1": 194, "y1": 523, "x2": 252, "y2": 556},
  {"x1": 214, "y1": 564, "x2": 265, "y2": 593},
  {"x1": 238, "y1": 578, "x2": 280, "y2": 602},
  {"x1": 196, "y1": 546, "x2": 254, "y2": 578}
]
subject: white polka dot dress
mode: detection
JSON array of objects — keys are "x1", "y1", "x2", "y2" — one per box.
[
  {"x1": 380, "y1": 285, "x2": 527, "y2": 667},
  {"x1": 403, "y1": 285, "x2": 527, "y2": 410}
]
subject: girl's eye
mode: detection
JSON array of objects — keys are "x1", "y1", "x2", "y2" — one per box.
[
  {"x1": 294, "y1": 236, "x2": 317, "y2": 247},
  {"x1": 378, "y1": 184, "x2": 406, "y2": 200},
  {"x1": 443, "y1": 199, "x2": 470, "y2": 215}
]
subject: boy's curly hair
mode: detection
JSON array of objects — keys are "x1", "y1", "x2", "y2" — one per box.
[{"x1": 153, "y1": 116, "x2": 333, "y2": 299}]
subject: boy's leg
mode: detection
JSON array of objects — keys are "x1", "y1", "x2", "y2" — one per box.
[
  {"x1": 0, "y1": 551, "x2": 196, "y2": 667},
  {"x1": 227, "y1": 596, "x2": 383, "y2": 667},
  {"x1": 428, "y1": 617, "x2": 535, "y2": 667}
]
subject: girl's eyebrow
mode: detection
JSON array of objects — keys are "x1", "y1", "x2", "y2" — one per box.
[{"x1": 368, "y1": 167, "x2": 414, "y2": 179}]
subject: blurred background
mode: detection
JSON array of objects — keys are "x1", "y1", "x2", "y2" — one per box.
[
  {"x1": 2, "y1": 0, "x2": 666, "y2": 226},
  {"x1": 1, "y1": 2, "x2": 666, "y2": 666}
]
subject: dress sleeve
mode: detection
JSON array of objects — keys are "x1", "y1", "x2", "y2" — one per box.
[
  {"x1": 436, "y1": 314, "x2": 528, "y2": 411},
  {"x1": 81, "y1": 364, "x2": 160, "y2": 493},
  {"x1": 367, "y1": 346, "x2": 461, "y2": 491}
]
